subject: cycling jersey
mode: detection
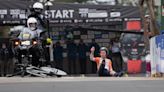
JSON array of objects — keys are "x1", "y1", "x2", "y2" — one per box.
[{"x1": 94, "y1": 57, "x2": 113, "y2": 72}]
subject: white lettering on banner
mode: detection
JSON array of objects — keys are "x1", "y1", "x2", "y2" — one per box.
[
  {"x1": 56, "y1": 10, "x2": 63, "y2": 18},
  {"x1": 85, "y1": 19, "x2": 103, "y2": 22},
  {"x1": 109, "y1": 18, "x2": 122, "y2": 21},
  {"x1": 3, "y1": 20, "x2": 20, "y2": 24},
  {"x1": 19, "y1": 14, "x2": 26, "y2": 19},
  {"x1": 0, "y1": 9, "x2": 7, "y2": 14},
  {"x1": 79, "y1": 8, "x2": 88, "y2": 13},
  {"x1": 69, "y1": 10, "x2": 74, "y2": 18},
  {"x1": 45, "y1": 10, "x2": 74, "y2": 19},
  {"x1": 63, "y1": 10, "x2": 69, "y2": 18},
  {"x1": 11, "y1": 14, "x2": 19, "y2": 18},
  {"x1": 10, "y1": 9, "x2": 20, "y2": 14},
  {"x1": 88, "y1": 12, "x2": 108, "y2": 18},
  {"x1": 125, "y1": 18, "x2": 141, "y2": 21},
  {"x1": 0, "y1": 9, "x2": 7, "y2": 19},
  {"x1": 48, "y1": 10, "x2": 55, "y2": 18},
  {"x1": 0, "y1": 15, "x2": 4, "y2": 18},
  {"x1": 110, "y1": 12, "x2": 121, "y2": 17}
]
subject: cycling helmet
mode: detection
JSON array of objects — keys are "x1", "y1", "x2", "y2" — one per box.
[{"x1": 100, "y1": 47, "x2": 108, "y2": 54}]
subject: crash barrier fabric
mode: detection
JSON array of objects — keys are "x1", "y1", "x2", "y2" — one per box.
[
  {"x1": 127, "y1": 60, "x2": 142, "y2": 73},
  {"x1": 150, "y1": 35, "x2": 164, "y2": 75}
]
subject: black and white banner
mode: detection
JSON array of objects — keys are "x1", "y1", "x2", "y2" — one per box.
[{"x1": 0, "y1": 1, "x2": 141, "y2": 26}]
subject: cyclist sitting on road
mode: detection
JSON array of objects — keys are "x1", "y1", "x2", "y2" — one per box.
[{"x1": 90, "y1": 46, "x2": 123, "y2": 77}]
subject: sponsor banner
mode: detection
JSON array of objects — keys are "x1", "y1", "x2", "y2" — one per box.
[
  {"x1": 0, "y1": 1, "x2": 140, "y2": 26},
  {"x1": 150, "y1": 35, "x2": 164, "y2": 74},
  {"x1": 155, "y1": 35, "x2": 164, "y2": 73},
  {"x1": 150, "y1": 37, "x2": 157, "y2": 74}
]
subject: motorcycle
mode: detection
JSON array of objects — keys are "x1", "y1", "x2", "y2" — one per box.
[
  {"x1": 10, "y1": 33, "x2": 67, "y2": 77},
  {"x1": 10, "y1": 33, "x2": 45, "y2": 77}
]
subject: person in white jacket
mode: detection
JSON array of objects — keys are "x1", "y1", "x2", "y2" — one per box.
[
  {"x1": 18, "y1": 17, "x2": 42, "y2": 40},
  {"x1": 17, "y1": 17, "x2": 43, "y2": 67}
]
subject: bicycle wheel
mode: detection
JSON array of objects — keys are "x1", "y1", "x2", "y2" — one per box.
[
  {"x1": 41, "y1": 67, "x2": 67, "y2": 76},
  {"x1": 26, "y1": 66, "x2": 48, "y2": 78}
]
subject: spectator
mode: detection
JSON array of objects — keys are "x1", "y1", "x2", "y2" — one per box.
[
  {"x1": 111, "y1": 38, "x2": 123, "y2": 72},
  {"x1": 89, "y1": 39, "x2": 100, "y2": 73},
  {"x1": 145, "y1": 50, "x2": 151, "y2": 77},
  {"x1": 53, "y1": 41, "x2": 64, "y2": 70},
  {"x1": 67, "y1": 40, "x2": 77, "y2": 74},
  {"x1": 107, "y1": 44, "x2": 113, "y2": 60},
  {"x1": 77, "y1": 39, "x2": 88, "y2": 74},
  {"x1": 0, "y1": 43, "x2": 14, "y2": 77}
]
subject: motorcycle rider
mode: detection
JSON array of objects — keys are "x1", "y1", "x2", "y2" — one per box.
[
  {"x1": 28, "y1": 2, "x2": 46, "y2": 30},
  {"x1": 18, "y1": 17, "x2": 42, "y2": 39},
  {"x1": 28, "y1": 2, "x2": 53, "y2": 65},
  {"x1": 17, "y1": 17, "x2": 43, "y2": 67}
]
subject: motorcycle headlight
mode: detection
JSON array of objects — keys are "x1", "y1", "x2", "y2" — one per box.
[
  {"x1": 15, "y1": 41, "x2": 19, "y2": 46},
  {"x1": 21, "y1": 41, "x2": 31, "y2": 45},
  {"x1": 33, "y1": 41, "x2": 37, "y2": 45}
]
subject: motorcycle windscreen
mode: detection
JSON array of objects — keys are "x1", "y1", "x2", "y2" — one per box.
[{"x1": 22, "y1": 33, "x2": 31, "y2": 40}]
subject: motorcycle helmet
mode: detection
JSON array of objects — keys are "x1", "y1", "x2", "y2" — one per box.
[
  {"x1": 27, "y1": 17, "x2": 38, "y2": 31},
  {"x1": 33, "y1": 2, "x2": 44, "y2": 14}
]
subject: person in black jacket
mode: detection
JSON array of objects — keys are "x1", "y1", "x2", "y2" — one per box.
[
  {"x1": 77, "y1": 39, "x2": 88, "y2": 74},
  {"x1": 0, "y1": 43, "x2": 14, "y2": 77},
  {"x1": 53, "y1": 41, "x2": 64, "y2": 70},
  {"x1": 67, "y1": 40, "x2": 77, "y2": 74},
  {"x1": 111, "y1": 38, "x2": 123, "y2": 72}
]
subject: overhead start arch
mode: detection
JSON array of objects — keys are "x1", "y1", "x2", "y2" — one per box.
[{"x1": 0, "y1": 0, "x2": 141, "y2": 32}]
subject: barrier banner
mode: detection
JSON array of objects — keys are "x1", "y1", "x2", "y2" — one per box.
[
  {"x1": 150, "y1": 35, "x2": 164, "y2": 75},
  {"x1": 150, "y1": 36, "x2": 156, "y2": 75},
  {"x1": 155, "y1": 35, "x2": 164, "y2": 73}
]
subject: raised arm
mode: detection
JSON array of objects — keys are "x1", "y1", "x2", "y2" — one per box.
[{"x1": 90, "y1": 47, "x2": 96, "y2": 61}]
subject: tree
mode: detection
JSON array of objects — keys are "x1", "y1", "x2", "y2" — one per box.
[{"x1": 139, "y1": 0, "x2": 160, "y2": 50}]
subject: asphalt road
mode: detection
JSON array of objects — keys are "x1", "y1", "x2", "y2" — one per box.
[{"x1": 0, "y1": 77, "x2": 164, "y2": 92}]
